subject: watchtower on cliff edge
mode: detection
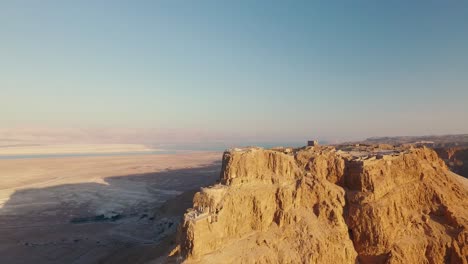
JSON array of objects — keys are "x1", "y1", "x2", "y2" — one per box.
[{"x1": 307, "y1": 140, "x2": 318, "y2": 146}]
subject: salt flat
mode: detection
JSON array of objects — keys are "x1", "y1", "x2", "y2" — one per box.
[{"x1": 0, "y1": 152, "x2": 221, "y2": 264}]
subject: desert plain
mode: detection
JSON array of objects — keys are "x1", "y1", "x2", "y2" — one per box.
[
  {"x1": 0, "y1": 144, "x2": 157, "y2": 156},
  {"x1": 0, "y1": 151, "x2": 221, "y2": 264}
]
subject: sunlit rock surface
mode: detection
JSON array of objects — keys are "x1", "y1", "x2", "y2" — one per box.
[{"x1": 173, "y1": 145, "x2": 468, "y2": 264}]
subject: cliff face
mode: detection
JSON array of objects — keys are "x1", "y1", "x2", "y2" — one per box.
[
  {"x1": 174, "y1": 146, "x2": 468, "y2": 264},
  {"x1": 434, "y1": 147, "x2": 468, "y2": 178},
  {"x1": 344, "y1": 148, "x2": 467, "y2": 263}
]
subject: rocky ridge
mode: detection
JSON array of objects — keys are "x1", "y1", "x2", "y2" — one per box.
[{"x1": 172, "y1": 145, "x2": 468, "y2": 263}]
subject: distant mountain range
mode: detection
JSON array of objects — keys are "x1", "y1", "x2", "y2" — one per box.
[{"x1": 359, "y1": 134, "x2": 468, "y2": 147}]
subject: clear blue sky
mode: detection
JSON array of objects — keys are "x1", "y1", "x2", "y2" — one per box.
[{"x1": 1, "y1": 1, "x2": 467, "y2": 143}]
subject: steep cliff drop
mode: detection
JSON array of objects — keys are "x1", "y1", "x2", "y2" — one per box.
[
  {"x1": 172, "y1": 145, "x2": 468, "y2": 264},
  {"x1": 434, "y1": 147, "x2": 468, "y2": 178}
]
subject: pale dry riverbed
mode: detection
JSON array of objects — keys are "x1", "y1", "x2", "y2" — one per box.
[{"x1": 0, "y1": 152, "x2": 221, "y2": 264}]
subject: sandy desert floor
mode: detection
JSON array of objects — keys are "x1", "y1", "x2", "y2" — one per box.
[
  {"x1": 0, "y1": 144, "x2": 158, "y2": 156},
  {"x1": 0, "y1": 152, "x2": 222, "y2": 264}
]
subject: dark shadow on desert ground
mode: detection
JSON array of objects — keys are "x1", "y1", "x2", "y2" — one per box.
[{"x1": 0, "y1": 160, "x2": 222, "y2": 264}]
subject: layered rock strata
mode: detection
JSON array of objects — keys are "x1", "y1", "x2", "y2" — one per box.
[{"x1": 174, "y1": 146, "x2": 468, "y2": 264}]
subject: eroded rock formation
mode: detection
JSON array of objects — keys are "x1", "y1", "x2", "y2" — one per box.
[
  {"x1": 434, "y1": 147, "x2": 468, "y2": 178},
  {"x1": 173, "y1": 145, "x2": 468, "y2": 263}
]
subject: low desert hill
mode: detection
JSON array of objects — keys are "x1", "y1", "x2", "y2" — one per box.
[{"x1": 170, "y1": 144, "x2": 468, "y2": 263}]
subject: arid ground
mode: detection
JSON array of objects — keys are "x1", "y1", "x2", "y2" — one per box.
[
  {"x1": 0, "y1": 152, "x2": 221, "y2": 264},
  {"x1": 0, "y1": 144, "x2": 157, "y2": 156}
]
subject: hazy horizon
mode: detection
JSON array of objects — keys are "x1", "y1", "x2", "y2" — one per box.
[{"x1": 2, "y1": 1, "x2": 467, "y2": 145}]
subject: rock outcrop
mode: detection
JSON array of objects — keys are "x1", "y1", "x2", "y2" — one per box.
[
  {"x1": 173, "y1": 145, "x2": 468, "y2": 264},
  {"x1": 434, "y1": 147, "x2": 468, "y2": 178}
]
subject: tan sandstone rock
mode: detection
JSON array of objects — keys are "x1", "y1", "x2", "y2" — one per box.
[{"x1": 173, "y1": 146, "x2": 468, "y2": 264}]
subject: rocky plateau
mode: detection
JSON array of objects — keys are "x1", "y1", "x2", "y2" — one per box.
[{"x1": 170, "y1": 144, "x2": 468, "y2": 264}]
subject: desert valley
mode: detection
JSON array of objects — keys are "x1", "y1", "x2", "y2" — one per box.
[
  {"x1": 0, "y1": 137, "x2": 467, "y2": 263},
  {"x1": 2, "y1": 1, "x2": 467, "y2": 263},
  {"x1": 0, "y1": 151, "x2": 221, "y2": 263}
]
